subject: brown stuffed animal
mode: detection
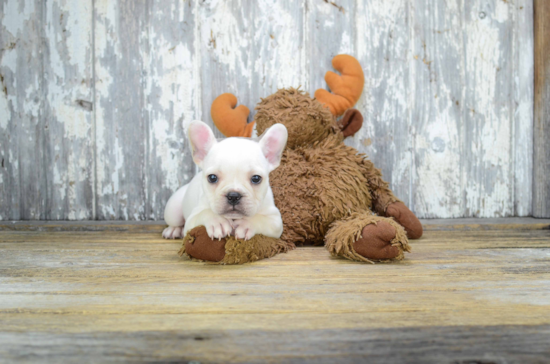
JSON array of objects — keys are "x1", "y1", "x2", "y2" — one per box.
[{"x1": 179, "y1": 55, "x2": 422, "y2": 264}]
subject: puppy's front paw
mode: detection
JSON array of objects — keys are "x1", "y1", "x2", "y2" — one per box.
[
  {"x1": 233, "y1": 219, "x2": 256, "y2": 240},
  {"x1": 163, "y1": 226, "x2": 183, "y2": 239},
  {"x1": 205, "y1": 216, "x2": 233, "y2": 240}
]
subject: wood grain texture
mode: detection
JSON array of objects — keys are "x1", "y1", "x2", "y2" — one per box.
[
  {"x1": 514, "y1": 0, "x2": 534, "y2": 217},
  {"x1": 94, "y1": 0, "x2": 197, "y2": 220},
  {"x1": 0, "y1": 0, "x2": 47, "y2": 220},
  {"x1": 94, "y1": 0, "x2": 148, "y2": 220},
  {"x1": 464, "y1": 0, "x2": 516, "y2": 218},
  {"x1": 198, "y1": 0, "x2": 252, "y2": 138},
  {"x1": 0, "y1": 0, "x2": 538, "y2": 219},
  {"x1": 44, "y1": 0, "x2": 95, "y2": 220},
  {"x1": 250, "y1": 0, "x2": 306, "y2": 118},
  {"x1": 0, "y1": 225, "x2": 549, "y2": 362},
  {"x1": 534, "y1": 0, "x2": 550, "y2": 217},
  {"x1": 1, "y1": 325, "x2": 549, "y2": 363},
  {"x1": 350, "y1": 0, "x2": 411, "y2": 207},
  {"x1": 199, "y1": 0, "x2": 306, "y2": 135},
  {"x1": 306, "y1": 0, "x2": 355, "y2": 96},
  {"x1": 142, "y1": 0, "x2": 197, "y2": 220},
  {"x1": 1, "y1": 217, "x2": 549, "y2": 232},
  {"x1": 411, "y1": 0, "x2": 465, "y2": 218}
]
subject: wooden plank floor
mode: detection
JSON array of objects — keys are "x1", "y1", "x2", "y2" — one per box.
[{"x1": 1, "y1": 219, "x2": 549, "y2": 363}]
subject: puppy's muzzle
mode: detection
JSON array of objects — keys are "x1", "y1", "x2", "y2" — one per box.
[{"x1": 226, "y1": 192, "x2": 242, "y2": 206}]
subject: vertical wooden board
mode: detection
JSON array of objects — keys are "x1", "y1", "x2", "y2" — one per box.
[
  {"x1": 198, "y1": 0, "x2": 252, "y2": 138},
  {"x1": 0, "y1": 0, "x2": 19, "y2": 220},
  {"x1": 94, "y1": 0, "x2": 148, "y2": 220},
  {"x1": 306, "y1": 0, "x2": 356, "y2": 96},
  {"x1": 411, "y1": 0, "x2": 465, "y2": 218},
  {"x1": 143, "y1": 1, "x2": 198, "y2": 220},
  {"x1": 533, "y1": 0, "x2": 550, "y2": 217},
  {"x1": 349, "y1": 0, "x2": 412, "y2": 207},
  {"x1": 43, "y1": 0, "x2": 94, "y2": 219},
  {"x1": 199, "y1": 0, "x2": 306, "y2": 136},
  {"x1": 248, "y1": 0, "x2": 306, "y2": 113},
  {"x1": 0, "y1": 0, "x2": 46, "y2": 220},
  {"x1": 462, "y1": 0, "x2": 514, "y2": 217},
  {"x1": 513, "y1": 0, "x2": 534, "y2": 216},
  {"x1": 0, "y1": 0, "x2": 537, "y2": 220}
]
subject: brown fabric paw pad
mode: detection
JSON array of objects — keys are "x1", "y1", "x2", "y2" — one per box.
[
  {"x1": 179, "y1": 226, "x2": 295, "y2": 265},
  {"x1": 354, "y1": 221, "x2": 401, "y2": 260},
  {"x1": 325, "y1": 212, "x2": 410, "y2": 263},
  {"x1": 385, "y1": 202, "x2": 423, "y2": 239},
  {"x1": 180, "y1": 226, "x2": 226, "y2": 262}
]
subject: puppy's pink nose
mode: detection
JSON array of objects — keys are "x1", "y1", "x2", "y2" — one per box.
[{"x1": 226, "y1": 192, "x2": 242, "y2": 206}]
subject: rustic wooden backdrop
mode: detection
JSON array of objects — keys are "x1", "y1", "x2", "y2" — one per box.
[{"x1": 0, "y1": 0, "x2": 535, "y2": 220}]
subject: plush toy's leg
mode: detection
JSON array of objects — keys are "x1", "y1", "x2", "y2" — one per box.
[
  {"x1": 325, "y1": 213, "x2": 411, "y2": 263},
  {"x1": 358, "y1": 159, "x2": 423, "y2": 239},
  {"x1": 384, "y1": 202, "x2": 423, "y2": 239},
  {"x1": 179, "y1": 226, "x2": 295, "y2": 265}
]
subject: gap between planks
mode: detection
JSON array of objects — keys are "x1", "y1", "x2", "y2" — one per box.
[{"x1": 0, "y1": 217, "x2": 549, "y2": 232}]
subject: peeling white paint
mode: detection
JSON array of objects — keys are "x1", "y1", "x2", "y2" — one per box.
[
  {"x1": 23, "y1": 83, "x2": 40, "y2": 118},
  {"x1": 0, "y1": 90, "x2": 10, "y2": 129},
  {"x1": 146, "y1": 35, "x2": 194, "y2": 190},
  {"x1": 494, "y1": 0, "x2": 510, "y2": 23},
  {"x1": 0, "y1": 0, "x2": 536, "y2": 220},
  {"x1": 462, "y1": 1, "x2": 514, "y2": 217},
  {"x1": 53, "y1": 166, "x2": 66, "y2": 201},
  {"x1": 0, "y1": 40, "x2": 17, "y2": 132},
  {"x1": 1, "y1": 0, "x2": 35, "y2": 36},
  {"x1": 253, "y1": 0, "x2": 304, "y2": 90},
  {"x1": 202, "y1": 0, "x2": 250, "y2": 78},
  {"x1": 352, "y1": 0, "x2": 412, "y2": 210},
  {"x1": 94, "y1": 0, "x2": 119, "y2": 206}
]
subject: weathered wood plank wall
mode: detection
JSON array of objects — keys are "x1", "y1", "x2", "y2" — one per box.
[
  {"x1": 534, "y1": 0, "x2": 550, "y2": 217},
  {"x1": 0, "y1": 0, "x2": 535, "y2": 220}
]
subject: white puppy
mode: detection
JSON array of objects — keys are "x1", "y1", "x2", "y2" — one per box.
[{"x1": 162, "y1": 121, "x2": 287, "y2": 241}]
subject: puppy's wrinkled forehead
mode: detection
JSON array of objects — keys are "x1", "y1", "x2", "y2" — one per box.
[{"x1": 203, "y1": 138, "x2": 267, "y2": 170}]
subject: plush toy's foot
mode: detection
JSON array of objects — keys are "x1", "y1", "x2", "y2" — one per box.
[
  {"x1": 325, "y1": 213, "x2": 411, "y2": 263},
  {"x1": 385, "y1": 202, "x2": 423, "y2": 239},
  {"x1": 181, "y1": 226, "x2": 227, "y2": 262},
  {"x1": 354, "y1": 221, "x2": 403, "y2": 260},
  {"x1": 179, "y1": 226, "x2": 295, "y2": 264}
]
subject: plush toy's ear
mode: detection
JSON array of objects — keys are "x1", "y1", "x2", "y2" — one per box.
[
  {"x1": 188, "y1": 121, "x2": 217, "y2": 168},
  {"x1": 339, "y1": 108, "x2": 364, "y2": 137},
  {"x1": 314, "y1": 54, "x2": 365, "y2": 117},
  {"x1": 211, "y1": 93, "x2": 255, "y2": 137},
  {"x1": 259, "y1": 124, "x2": 288, "y2": 172}
]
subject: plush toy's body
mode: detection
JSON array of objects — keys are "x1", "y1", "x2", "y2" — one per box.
[{"x1": 179, "y1": 55, "x2": 422, "y2": 264}]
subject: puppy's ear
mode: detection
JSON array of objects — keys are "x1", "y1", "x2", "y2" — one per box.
[
  {"x1": 188, "y1": 121, "x2": 217, "y2": 168},
  {"x1": 259, "y1": 124, "x2": 288, "y2": 172}
]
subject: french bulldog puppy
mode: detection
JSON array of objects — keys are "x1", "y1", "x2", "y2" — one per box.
[{"x1": 162, "y1": 121, "x2": 287, "y2": 241}]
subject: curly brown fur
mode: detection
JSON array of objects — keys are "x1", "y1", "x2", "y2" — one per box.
[
  {"x1": 255, "y1": 88, "x2": 340, "y2": 149},
  {"x1": 271, "y1": 135, "x2": 373, "y2": 244},
  {"x1": 356, "y1": 158, "x2": 401, "y2": 214},
  {"x1": 179, "y1": 226, "x2": 295, "y2": 265},
  {"x1": 270, "y1": 132, "x2": 402, "y2": 246},
  {"x1": 325, "y1": 213, "x2": 410, "y2": 263}
]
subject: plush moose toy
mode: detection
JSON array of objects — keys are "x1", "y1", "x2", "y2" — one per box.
[{"x1": 179, "y1": 55, "x2": 422, "y2": 264}]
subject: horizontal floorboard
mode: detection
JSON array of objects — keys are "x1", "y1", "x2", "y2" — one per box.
[
  {"x1": 0, "y1": 220, "x2": 549, "y2": 362},
  {"x1": 1, "y1": 217, "x2": 550, "y2": 232}
]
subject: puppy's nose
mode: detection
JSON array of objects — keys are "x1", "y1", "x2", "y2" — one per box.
[{"x1": 226, "y1": 192, "x2": 242, "y2": 206}]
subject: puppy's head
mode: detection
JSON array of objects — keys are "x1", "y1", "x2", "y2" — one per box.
[{"x1": 188, "y1": 121, "x2": 287, "y2": 219}]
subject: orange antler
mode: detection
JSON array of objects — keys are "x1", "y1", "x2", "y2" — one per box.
[
  {"x1": 211, "y1": 93, "x2": 255, "y2": 137},
  {"x1": 314, "y1": 55, "x2": 365, "y2": 116}
]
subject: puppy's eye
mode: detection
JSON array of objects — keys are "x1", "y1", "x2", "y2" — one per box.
[
  {"x1": 251, "y1": 175, "x2": 262, "y2": 184},
  {"x1": 207, "y1": 174, "x2": 218, "y2": 183}
]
